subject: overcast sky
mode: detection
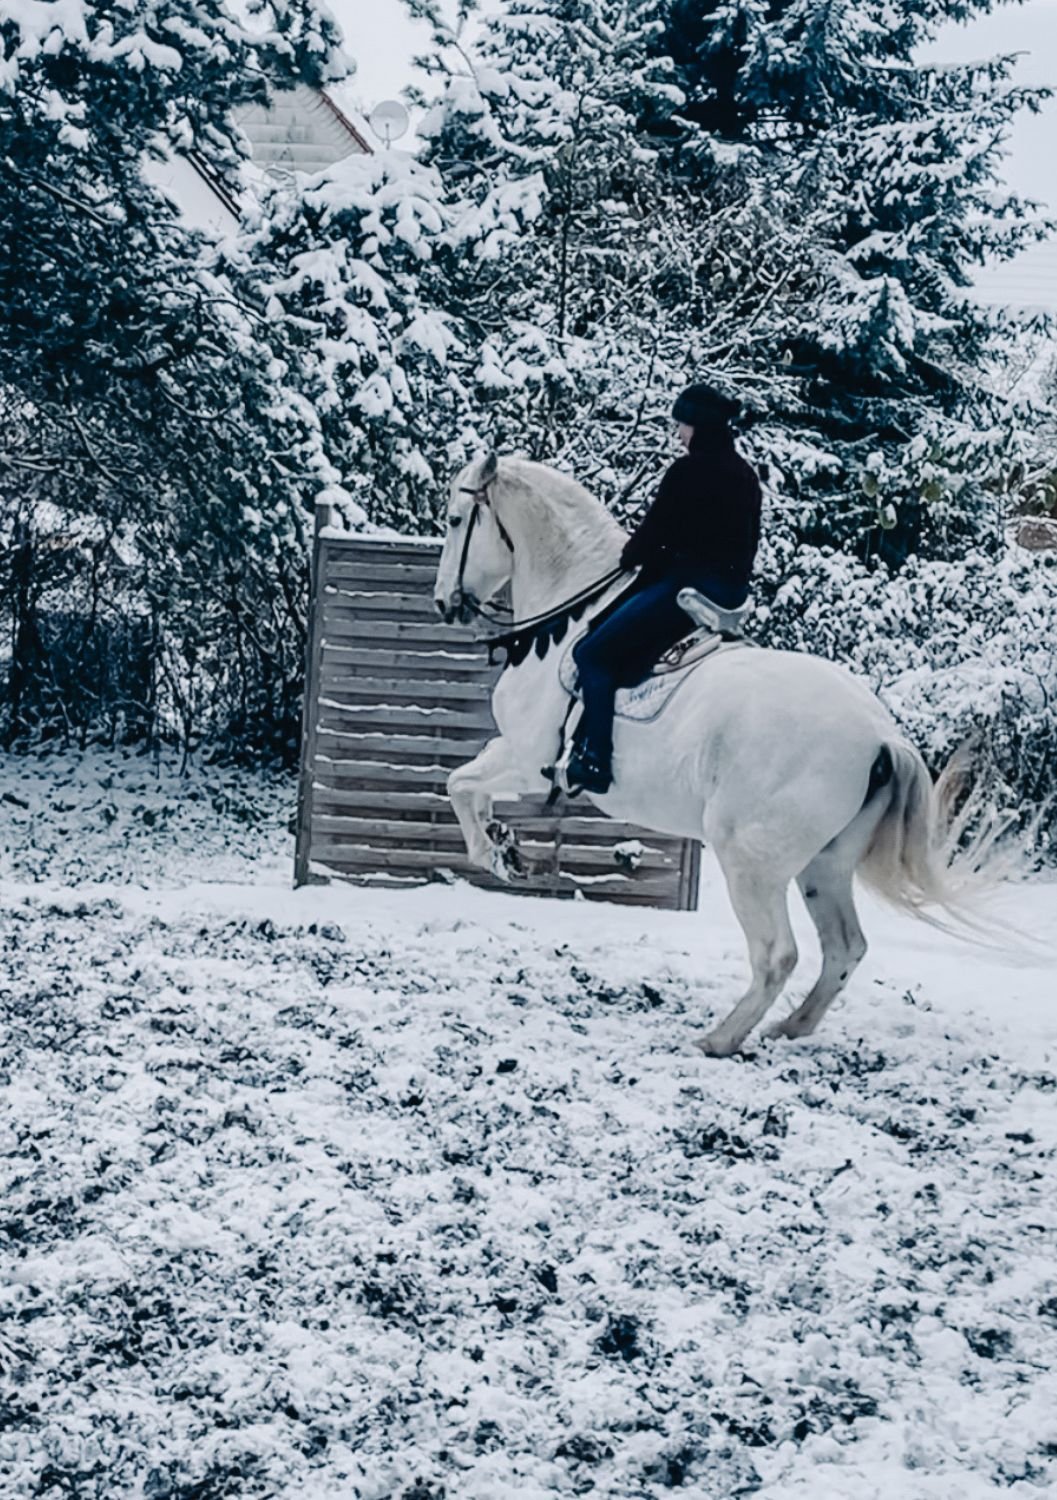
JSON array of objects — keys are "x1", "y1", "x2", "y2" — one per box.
[{"x1": 332, "y1": 0, "x2": 1057, "y2": 303}]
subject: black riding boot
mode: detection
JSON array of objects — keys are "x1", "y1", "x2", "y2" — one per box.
[{"x1": 566, "y1": 721, "x2": 613, "y2": 795}]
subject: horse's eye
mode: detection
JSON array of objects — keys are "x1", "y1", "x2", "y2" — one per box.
[{"x1": 449, "y1": 515, "x2": 462, "y2": 529}]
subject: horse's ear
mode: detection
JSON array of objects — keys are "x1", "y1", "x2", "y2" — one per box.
[{"x1": 478, "y1": 451, "x2": 498, "y2": 489}]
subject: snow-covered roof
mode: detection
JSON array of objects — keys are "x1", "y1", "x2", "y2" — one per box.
[
  {"x1": 235, "y1": 83, "x2": 370, "y2": 180},
  {"x1": 145, "y1": 85, "x2": 371, "y2": 236}
]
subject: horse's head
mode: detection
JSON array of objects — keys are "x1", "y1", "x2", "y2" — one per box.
[{"x1": 434, "y1": 451, "x2": 515, "y2": 624}]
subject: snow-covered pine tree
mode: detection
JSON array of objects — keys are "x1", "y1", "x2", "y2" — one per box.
[
  {"x1": 227, "y1": 148, "x2": 470, "y2": 532},
  {"x1": 406, "y1": 0, "x2": 725, "y2": 503},
  {"x1": 655, "y1": 0, "x2": 1052, "y2": 561},
  {"x1": 0, "y1": 0, "x2": 348, "y2": 753},
  {"x1": 407, "y1": 0, "x2": 1049, "y2": 560}
]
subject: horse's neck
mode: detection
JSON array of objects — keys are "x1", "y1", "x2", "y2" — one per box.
[{"x1": 500, "y1": 493, "x2": 625, "y2": 618}]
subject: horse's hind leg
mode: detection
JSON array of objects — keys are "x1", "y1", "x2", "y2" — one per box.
[
  {"x1": 698, "y1": 854, "x2": 798, "y2": 1057},
  {"x1": 765, "y1": 783, "x2": 888, "y2": 1040},
  {"x1": 766, "y1": 864, "x2": 867, "y2": 1041}
]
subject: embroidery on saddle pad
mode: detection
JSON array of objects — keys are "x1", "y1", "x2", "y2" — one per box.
[{"x1": 557, "y1": 623, "x2": 750, "y2": 724}]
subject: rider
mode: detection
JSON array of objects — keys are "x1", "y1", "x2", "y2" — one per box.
[{"x1": 566, "y1": 383, "x2": 762, "y2": 795}]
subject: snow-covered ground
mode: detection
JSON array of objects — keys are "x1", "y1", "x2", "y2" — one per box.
[{"x1": 1, "y1": 750, "x2": 1055, "y2": 1499}]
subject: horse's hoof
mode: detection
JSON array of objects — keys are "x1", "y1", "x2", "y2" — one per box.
[
  {"x1": 486, "y1": 819, "x2": 526, "y2": 883},
  {"x1": 763, "y1": 1019, "x2": 793, "y2": 1041},
  {"x1": 764, "y1": 1015, "x2": 811, "y2": 1042},
  {"x1": 695, "y1": 1029, "x2": 743, "y2": 1058}
]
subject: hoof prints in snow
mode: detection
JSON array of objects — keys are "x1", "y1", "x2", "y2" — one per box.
[{"x1": 0, "y1": 896, "x2": 1055, "y2": 1499}]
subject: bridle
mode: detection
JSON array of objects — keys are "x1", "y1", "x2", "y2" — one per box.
[
  {"x1": 451, "y1": 482, "x2": 515, "y2": 627},
  {"x1": 449, "y1": 480, "x2": 627, "y2": 664}
]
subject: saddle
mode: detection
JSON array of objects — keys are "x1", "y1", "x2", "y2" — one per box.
[
  {"x1": 556, "y1": 588, "x2": 751, "y2": 725},
  {"x1": 544, "y1": 590, "x2": 752, "y2": 796}
]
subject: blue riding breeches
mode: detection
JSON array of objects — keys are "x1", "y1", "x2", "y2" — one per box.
[{"x1": 571, "y1": 570, "x2": 745, "y2": 760}]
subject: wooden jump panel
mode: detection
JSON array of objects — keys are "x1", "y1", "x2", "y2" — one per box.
[{"x1": 295, "y1": 523, "x2": 700, "y2": 909}]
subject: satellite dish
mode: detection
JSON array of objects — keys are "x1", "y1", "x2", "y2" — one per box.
[{"x1": 369, "y1": 99, "x2": 410, "y2": 147}]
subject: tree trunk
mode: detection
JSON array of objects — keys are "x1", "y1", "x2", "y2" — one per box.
[{"x1": 6, "y1": 521, "x2": 41, "y2": 744}]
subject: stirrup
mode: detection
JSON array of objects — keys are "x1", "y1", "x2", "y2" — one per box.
[{"x1": 564, "y1": 742, "x2": 612, "y2": 796}]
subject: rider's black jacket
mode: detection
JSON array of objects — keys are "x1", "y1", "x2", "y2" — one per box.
[{"x1": 619, "y1": 426, "x2": 761, "y2": 599}]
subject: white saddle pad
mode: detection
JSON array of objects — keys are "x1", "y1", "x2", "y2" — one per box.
[{"x1": 557, "y1": 622, "x2": 747, "y2": 724}]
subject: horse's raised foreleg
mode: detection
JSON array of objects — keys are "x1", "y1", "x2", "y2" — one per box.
[
  {"x1": 698, "y1": 850, "x2": 799, "y2": 1056},
  {"x1": 447, "y1": 736, "x2": 541, "y2": 881}
]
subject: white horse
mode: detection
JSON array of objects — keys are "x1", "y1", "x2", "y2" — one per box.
[{"x1": 433, "y1": 453, "x2": 965, "y2": 1056}]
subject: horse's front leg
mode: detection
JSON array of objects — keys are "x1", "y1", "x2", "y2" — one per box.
[{"x1": 447, "y1": 735, "x2": 542, "y2": 882}]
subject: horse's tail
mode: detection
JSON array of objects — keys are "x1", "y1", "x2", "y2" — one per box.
[{"x1": 857, "y1": 738, "x2": 1021, "y2": 940}]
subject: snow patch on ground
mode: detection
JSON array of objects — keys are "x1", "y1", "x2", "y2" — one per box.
[
  {"x1": 0, "y1": 751, "x2": 1054, "y2": 1498},
  {"x1": 0, "y1": 748, "x2": 292, "y2": 888}
]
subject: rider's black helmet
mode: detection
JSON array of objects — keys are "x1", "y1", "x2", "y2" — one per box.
[{"x1": 672, "y1": 383, "x2": 741, "y2": 430}]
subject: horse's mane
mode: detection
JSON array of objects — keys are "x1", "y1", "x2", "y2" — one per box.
[
  {"x1": 479, "y1": 456, "x2": 629, "y2": 668},
  {"x1": 490, "y1": 456, "x2": 626, "y2": 563}
]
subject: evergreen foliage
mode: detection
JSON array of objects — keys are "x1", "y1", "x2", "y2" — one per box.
[
  {"x1": 227, "y1": 149, "x2": 468, "y2": 533},
  {"x1": 407, "y1": 0, "x2": 1051, "y2": 560},
  {"x1": 1, "y1": 0, "x2": 1054, "y2": 835},
  {"x1": 0, "y1": 0, "x2": 347, "y2": 756}
]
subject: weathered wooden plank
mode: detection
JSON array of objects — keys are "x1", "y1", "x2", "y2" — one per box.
[
  {"x1": 317, "y1": 701, "x2": 494, "y2": 734},
  {"x1": 310, "y1": 843, "x2": 478, "y2": 872},
  {"x1": 313, "y1": 865, "x2": 682, "y2": 909},
  {"x1": 323, "y1": 539, "x2": 441, "y2": 565},
  {"x1": 321, "y1": 644, "x2": 493, "y2": 679},
  {"x1": 311, "y1": 816, "x2": 480, "y2": 846},
  {"x1": 311, "y1": 842, "x2": 679, "y2": 888},
  {"x1": 324, "y1": 534, "x2": 441, "y2": 552},
  {"x1": 315, "y1": 728, "x2": 481, "y2": 762},
  {"x1": 679, "y1": 836, "x2": 702, "y2": 912},
  {"x1": 323, "y1": 590, "x2": 442, "y2": 622},
  {"x1": 319, "y1": 672, "x2": 496, "y2": 703},
  {"x1": 310, "y1": 783, "x2": 452, "y2": 813},
  {"x1": 323, "y1": 562, "x2": 438, "y2": 587},
  {"x1": 321, "y1": 639, "x2": 492, "y2": 664},
  {"x1": 321, "y1": 618, "x2": 487, "y2": 649},
  {"x1": 294, "y1": 509, "x2": 328, "y2": 888},
  {"x1": 314, "y1": 755, "x2": 452, "y2": 789},
  {"x1": 317, "y1": 727, "x2": 486, "y2": 753}
]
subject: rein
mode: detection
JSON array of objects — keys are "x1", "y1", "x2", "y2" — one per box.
[
  {"x1": 453, "y1": 482, "x2": 625, "y2": 668},
  {"x1": 483, "y1": 568, "x2": 627, "y2": 667}
]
